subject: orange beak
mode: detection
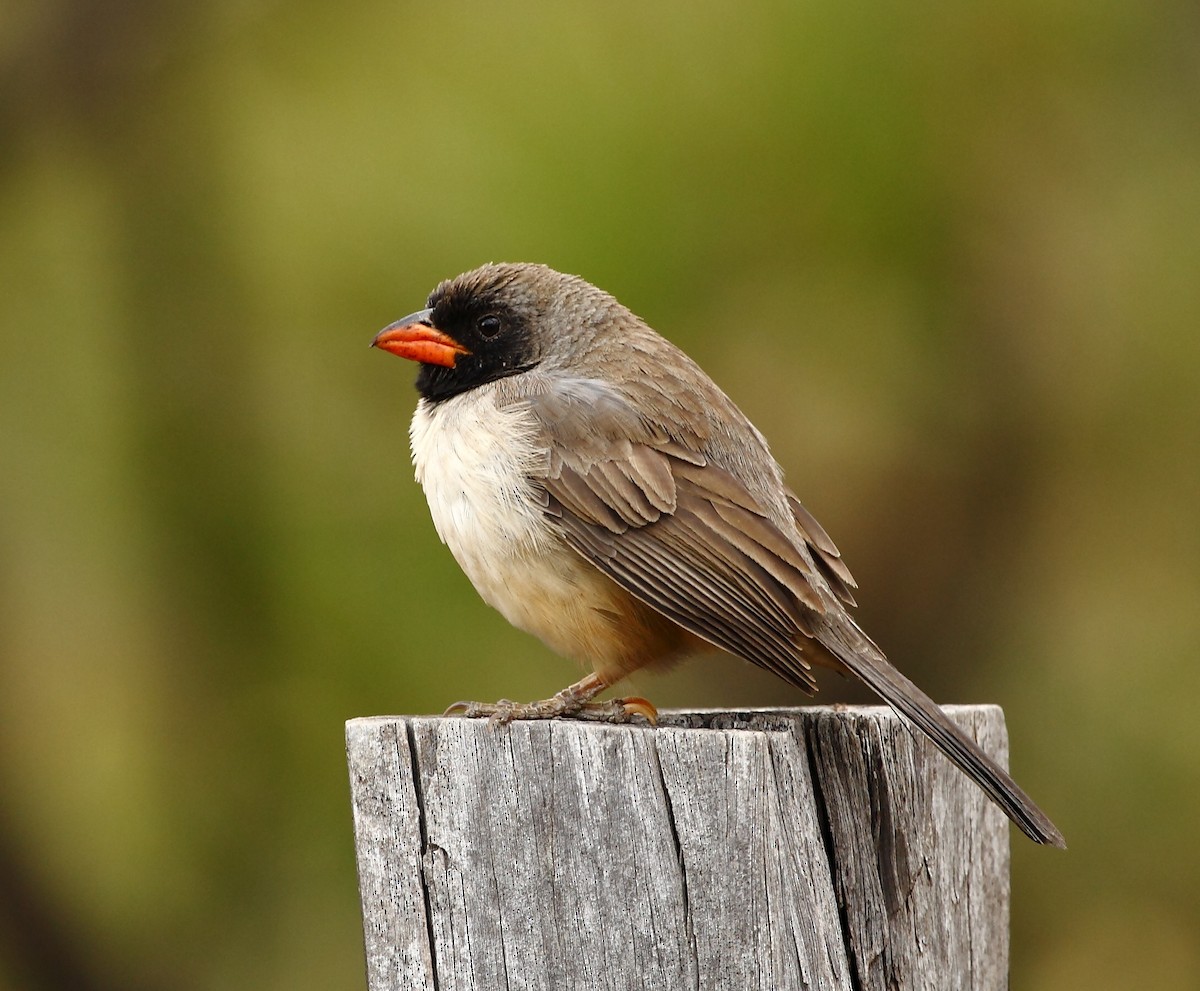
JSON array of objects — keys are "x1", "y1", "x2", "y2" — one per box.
[{"x1": 372, "y1": 310, "x2": 470, "y2": 368}]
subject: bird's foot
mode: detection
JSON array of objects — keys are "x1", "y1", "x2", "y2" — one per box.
[{"x1": 444, "y1": 692, "x2": 657, "y2": 725}]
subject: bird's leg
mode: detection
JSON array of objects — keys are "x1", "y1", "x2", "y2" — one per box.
[{"x1": 444, "y1": 672, "x2": 657, "y2": 725}]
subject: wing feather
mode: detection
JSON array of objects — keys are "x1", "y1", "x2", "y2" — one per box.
[
  {"x1": 551, "y1": 464, "x2": 627, "y2": 532},
  {"x1": 521, "y1": 377, "x2": 838, "y2": 692},
  {"x1": 786, "y1": 492, "x2": 858, "y2": 606},
  {"x1": 559, "y1": 515, "x2": 815, "y2": 689}
]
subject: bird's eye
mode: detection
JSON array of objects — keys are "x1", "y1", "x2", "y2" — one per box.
[{"x1": 477, "y1": 314, "x2": 502, "y2": 339}]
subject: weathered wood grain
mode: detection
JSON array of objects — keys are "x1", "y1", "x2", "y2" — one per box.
[
  {"x1": 347, "y1": 706, "x2": 1011, "y2": 991},
  {"x1": 804, "y1": 706, "x2": 1010, "y2": 990}
]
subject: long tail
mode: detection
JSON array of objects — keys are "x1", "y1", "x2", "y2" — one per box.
[{"x1": 820, "y1": 622, "x2": 1066, "y2": 848}]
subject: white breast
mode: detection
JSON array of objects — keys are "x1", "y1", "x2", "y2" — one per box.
[
  {"x1": 410, "y1": 390, "x2": 550, "y2": 561},
  {"x1": 409, "y1": 389, "x2": 628, "y2": 667}
]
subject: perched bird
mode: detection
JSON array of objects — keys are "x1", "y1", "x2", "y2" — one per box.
[{"x1": 372, "y1": 262, "x2": 1065, "y2": 848}]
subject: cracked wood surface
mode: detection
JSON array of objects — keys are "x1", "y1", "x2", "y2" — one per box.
[{"x1": 347, "y1": 706, "x2": 1010, "y2": 991}]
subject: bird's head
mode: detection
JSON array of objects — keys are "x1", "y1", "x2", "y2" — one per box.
[{"x1": 372, "y1": 262, "x2": 626, "y2": 402}]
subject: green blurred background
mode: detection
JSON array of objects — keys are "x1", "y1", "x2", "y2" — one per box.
[{"x1": 2, "y1": 1, "x2": 1198, "y2": 988}]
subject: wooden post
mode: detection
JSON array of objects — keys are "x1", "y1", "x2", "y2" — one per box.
[{"x1": 347, "y1": 705, "x2": 1011, "y2": 991}]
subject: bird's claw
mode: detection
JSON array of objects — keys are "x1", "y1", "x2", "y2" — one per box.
[
  {"x1": 443, "y1": 699, "x2": 517, "y2": 722},
  {"x1": 569, "y1": 696, "x2": 657, "y2": 724},
  {"x1": 615, "y1": 696, "x2": 658, "y2": 724}
]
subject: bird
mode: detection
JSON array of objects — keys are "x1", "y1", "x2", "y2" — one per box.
[{"x1": 371, "y1": 261, "x2": 1065, "y2": 848}]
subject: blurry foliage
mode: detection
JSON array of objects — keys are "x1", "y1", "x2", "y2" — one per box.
[{"x1": 1, "y1": 0, "x2": 1198, "y2": 988}]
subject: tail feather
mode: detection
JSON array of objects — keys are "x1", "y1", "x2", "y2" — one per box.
[{"x1": 822, "y1": 624, "x2": 1066, "y2": 848}]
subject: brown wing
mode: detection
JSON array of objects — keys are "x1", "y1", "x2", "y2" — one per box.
[
  {"x1": 785, "y1": 491, "x2": 858, "y2": 607},
  {"x1": 521, "y1": 376, "x2": 847, "y2": 693}
]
